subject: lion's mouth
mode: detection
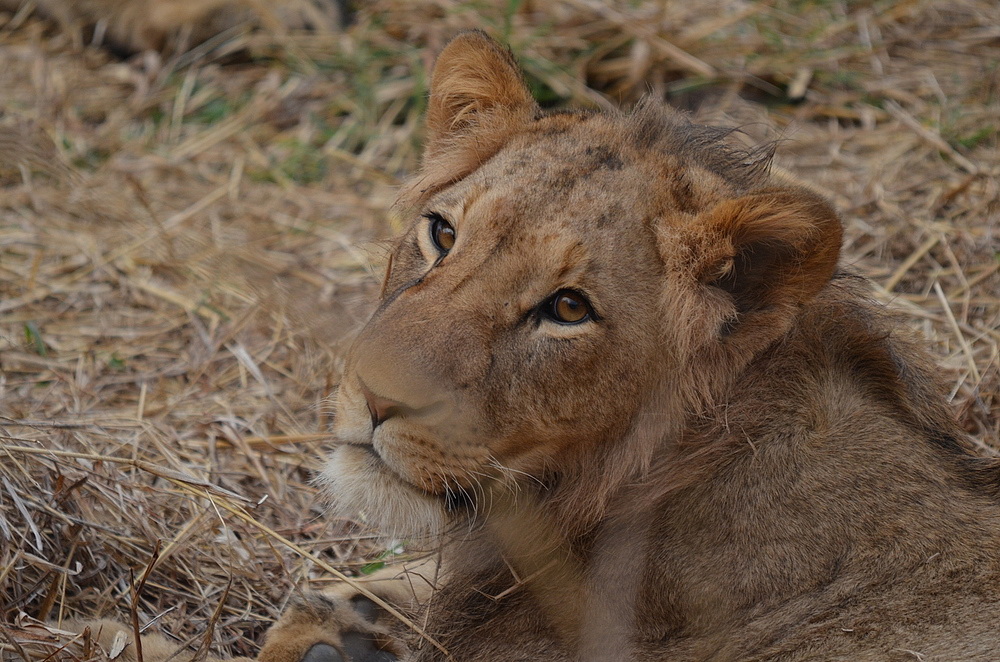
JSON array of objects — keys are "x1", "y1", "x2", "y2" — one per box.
[
  {"x1": 344, "y1": 441, "x2": 421, "y2": 491},
  {"x1": 344, "y1": 443, "x2": 474, "y2": 513},
  {"x1": 345, "y1": 442, "x2": 401, "y2": 477},
  {"x1": 346, "y1": 442, "x2": 382, "y2": 462}
]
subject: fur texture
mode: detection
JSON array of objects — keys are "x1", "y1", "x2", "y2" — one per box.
[{"x1": 298, "y1": 31, "x2": 1000, "y2": 662}]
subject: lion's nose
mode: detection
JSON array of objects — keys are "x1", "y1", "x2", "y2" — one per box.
[{"x1": 359, "y1": 380, "x2": 404, "y2": 430}]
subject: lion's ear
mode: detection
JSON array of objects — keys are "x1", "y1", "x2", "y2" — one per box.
[
  {"x1": 401, "y1": 31, "x2": 538, "y2": 204},
  {"x1": 426, "y1": 30, "x2": 537, "y2": 157},
  {"x1": 697, "y1": 187, "x2": 842, "y2": 322}
]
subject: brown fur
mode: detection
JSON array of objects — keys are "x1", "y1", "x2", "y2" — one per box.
[
  {"x1": 288, "y1": 31, "x2": 1000, "y2": 662},
  {"x1": 67, "y1": 30, "x2": 1000, "y2": 662}
]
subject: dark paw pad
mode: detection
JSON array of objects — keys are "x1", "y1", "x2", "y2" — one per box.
[
  {"x1": 342, "y1": 631, "x2": 397, "y2": 662},
  {"x1": 349, "y1": 595, "x2": 384, "y2": 624},
  {"x1": 301, "y1": 643, "x2": 343, "y2": 662}
]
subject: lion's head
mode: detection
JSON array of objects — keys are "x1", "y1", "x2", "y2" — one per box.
[{"x1": 320, "y1": 31, "x2": 842, "y2": 539}]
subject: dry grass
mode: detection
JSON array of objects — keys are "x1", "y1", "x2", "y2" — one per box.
[{"x1": 1, "y1": 0, "x2": 998, "y2": 659}]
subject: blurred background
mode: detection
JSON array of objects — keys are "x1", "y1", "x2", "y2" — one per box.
[{"x1": 0, "y1": 0, "x2": 997, "y2": 659}]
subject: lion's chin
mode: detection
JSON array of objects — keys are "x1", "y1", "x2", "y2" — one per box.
[{"x1": 318, "y1": 444, "x2": 448, "y2": 540}]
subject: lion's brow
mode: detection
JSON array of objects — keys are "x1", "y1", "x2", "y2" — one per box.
[{"x1": 554, "y1": 242, "x2": 590, "y2": 282}]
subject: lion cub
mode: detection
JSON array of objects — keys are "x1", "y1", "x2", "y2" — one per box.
[
  {"x1": 248, "y1": 31, "x2": 1000, "y2": 662},
  {"x1": 101, "y1": 30, "x2": 1000, "y2": 662}
]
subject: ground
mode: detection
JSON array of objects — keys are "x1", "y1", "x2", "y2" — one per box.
[{"x1": 0, "y1": 1, "x2": 997, "y2": 660}]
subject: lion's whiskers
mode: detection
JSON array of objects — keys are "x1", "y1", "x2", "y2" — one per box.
[{"x1": 488, "y1": 457, "x2": 546, "y2": 490}]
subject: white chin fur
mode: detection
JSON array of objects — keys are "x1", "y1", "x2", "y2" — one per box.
[{"x1": 318, "y1": 444, "x2": 448, "y2": 540}]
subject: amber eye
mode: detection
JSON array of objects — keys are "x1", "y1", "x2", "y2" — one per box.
[
  {"x1": 428, "y1": 213, "x2": 456, "y2": 255},
  {"x1": 545, "y1": 290, "x2": 593, "y2": 325}
]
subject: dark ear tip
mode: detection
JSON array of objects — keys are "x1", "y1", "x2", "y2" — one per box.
[
  {"x1": 301, "y1": 643, "x2": 344, "y2": 662},
  {"x1": 436, "y1": 29, "x2": 520, "y2": 73},
  {"x1": 449, "y1": 28, "x2": 494, "y2": 42},
  {"x1": 438, "y1": 29, "x2": 498, "y2": 56},
  {"x1": 445, "y1": 29, "x2": 506, "y2": 50}
]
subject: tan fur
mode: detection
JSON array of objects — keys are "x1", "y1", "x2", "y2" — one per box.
[
  {"x1": 0, "y1": 0, "x2": 344, "y2": 53},
  {"x1": 59, "y1": 30, "x2": 1000, "y2": 662},
  {"x1": 278, "y1": 31, "x2": 1000, "y2": 662}
]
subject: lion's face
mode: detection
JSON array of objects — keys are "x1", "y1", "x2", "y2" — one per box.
[
  {"x1": 321, "y1": 32, "x2": 841, "y2": 537},
  {"x1": 325, "y1": 128, "x2": 670, "y2": 534}
]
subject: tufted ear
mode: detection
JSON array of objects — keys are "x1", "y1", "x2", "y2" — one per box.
[
  {"x1": 425, "y1": 30, "x2": 537, "y2": 157},
  {"x1": 696, "y1": 187, "x2": 842, "y2": 326},
  {"x1": 401, "y1": 31, "x2": 538, "y2": 205}
]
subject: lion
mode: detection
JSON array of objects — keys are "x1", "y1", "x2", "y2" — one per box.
[{"x1": 61, "y1": 30, "x2": 1000, "y2": 662}]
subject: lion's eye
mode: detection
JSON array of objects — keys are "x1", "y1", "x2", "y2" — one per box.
[
  {"x1": 427, "y1": 213, "x2": 456, "y2": 255},
  {"x1": 544, "y1": 290, "x2": 593, "y2": 325}
]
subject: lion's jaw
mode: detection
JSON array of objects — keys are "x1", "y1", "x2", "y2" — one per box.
[
  {"x1": 320, "y1": 366, "x2": 501, "y2": 538},
  {"x1": 320, "y1": 440, "x2": 451, "y2": 540}
]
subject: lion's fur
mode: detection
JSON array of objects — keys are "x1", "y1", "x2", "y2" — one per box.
[{"x1": 304, "y1": 31, "x2": 1000, "y2": 661}]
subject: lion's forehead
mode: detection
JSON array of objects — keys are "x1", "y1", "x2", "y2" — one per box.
[
  {"x1": 453, "y1": 116, "x2": 734, "y2": 232},
  {"x1": 411, "y1": 114, "x2": 747, "y2": 320}
]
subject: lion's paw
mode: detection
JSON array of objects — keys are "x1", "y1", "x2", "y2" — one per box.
[{"x1": 258, "y1": 592, "x2": 403, "y2": 662}]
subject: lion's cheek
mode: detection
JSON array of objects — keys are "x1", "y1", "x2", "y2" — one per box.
[
  {"x1": 374, "y1": 426, "x2": 492, "y2": 493},
  {"x1": 487, "y1": 376, "x2": 639, "y2": 462},
  {"x1": 319, "y1": 444, "x2": 448, "y2": 538}
]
